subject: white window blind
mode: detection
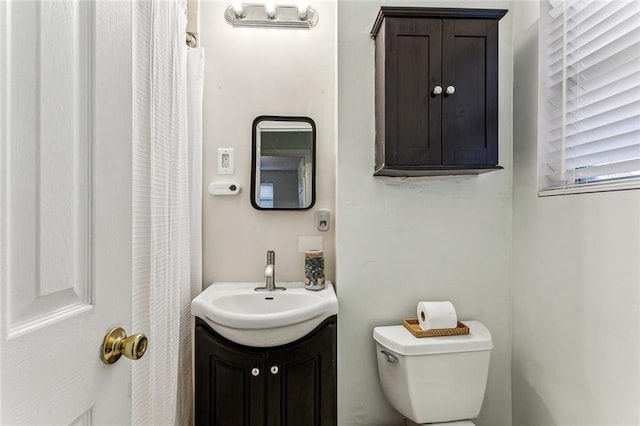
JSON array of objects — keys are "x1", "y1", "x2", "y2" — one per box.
[{"x1": 538, "y1": 0, "x2": 640, "y2": 194}]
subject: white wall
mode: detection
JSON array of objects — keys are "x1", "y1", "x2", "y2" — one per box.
[
  {"x1": 336, "y1": 1, "x2": 513, "y2": 425},
  {"x1": 200, "y1": 1, "x2": 336, "y2": 286},
  {"x1": 511, "y1": 2, "x2": 640, "y2": 425}
]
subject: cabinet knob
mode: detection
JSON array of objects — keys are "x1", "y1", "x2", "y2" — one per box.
[
  {"x1": 251, "y1": 367, "x2": 260, "y2": 376},
  {"x1": 270, "y1": 365, "x2": 279, "y2": 375},
  {"x1": 445, "y1": 85, "x2": 456, "y2": 95},
  {"x1": 432, "y1": 85, "x2": 443, "y2": 95}
]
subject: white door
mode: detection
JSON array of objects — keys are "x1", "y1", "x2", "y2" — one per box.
[{"x1": 1, "y1": 1, "x2": 136, "y2": 424}]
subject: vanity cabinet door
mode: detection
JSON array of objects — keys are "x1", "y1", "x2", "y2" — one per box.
[
  {"x1": 194, "y1": 316, "x2": 337, "y2": 426},
  {"x1": 194, "y1": 326, "x2": 265, "y2": 426},
  {"x1": 265, "y1": 321, "x2": 337, "y2": 426}
]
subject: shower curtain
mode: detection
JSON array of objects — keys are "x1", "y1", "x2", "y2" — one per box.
[{"x1": 131, "y1": 1, "x2": 203, "y2": 424}]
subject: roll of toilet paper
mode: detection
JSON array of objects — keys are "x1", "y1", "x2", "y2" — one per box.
[{"x1": 417, "y1": 301, "x2": 458, "y2": 330}]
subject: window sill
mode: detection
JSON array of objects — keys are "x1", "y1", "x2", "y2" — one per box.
[{"x1": 538, "y1": 178, "x2": 640, "y2": 197}]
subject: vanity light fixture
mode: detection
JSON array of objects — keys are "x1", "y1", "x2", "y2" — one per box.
[{"x1": 225, "y1": 2, "x2": 319, "y2": 29}]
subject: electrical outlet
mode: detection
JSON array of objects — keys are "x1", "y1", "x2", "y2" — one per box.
[{"x1": 218, "y1": 148, "x2": 234, "y2": 174}]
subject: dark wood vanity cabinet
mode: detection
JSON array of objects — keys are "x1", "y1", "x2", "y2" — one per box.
[
  {"x1": 195, "y1": 316, "x2": 337, "y2": 426},
  {"x1": 371, "y1": 7, "x2": 507, "y2": 176}
]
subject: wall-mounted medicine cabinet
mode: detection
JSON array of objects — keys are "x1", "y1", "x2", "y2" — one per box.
[{"x1": 371, "y1": 7, "x2": 507, "y2": 177}]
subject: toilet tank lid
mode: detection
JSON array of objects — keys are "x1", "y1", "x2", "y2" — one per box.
[{"x1": 373, "y1": 320, "x2": 493, "y2": 356}]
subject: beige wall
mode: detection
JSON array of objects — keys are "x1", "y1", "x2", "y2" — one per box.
[
  {"x1": 200, "y1": 1, "x2": 336, "y2": 287},
  {"x1": 336, "y1": 1, "x2": 513, "y2": 424},
  {"x1": 511, "y1": 2, "x2": 640, "y2": 425}
]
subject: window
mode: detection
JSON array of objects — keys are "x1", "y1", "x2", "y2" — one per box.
[
  {"x1": 259, "y1": 183, "x2": 274, "y2": 208},
  {"x1": 538, "y1": 0, "x2": 640, "y2": 195}
]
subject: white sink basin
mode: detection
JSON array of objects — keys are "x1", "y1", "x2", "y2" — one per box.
[{"x1": 191, "y1": 282, "x2": 338, "y2": 347}]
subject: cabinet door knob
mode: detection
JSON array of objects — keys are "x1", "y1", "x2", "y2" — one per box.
[
  {"x1": 251, "y1": 367, "x2": 260, "y2": 376},
  {"x1": 445, "y1": 85, "x2": 456, "y2": 95},
  {"x1": 270, "y1": 365, "x2": 279, "y2": 375},
  {"x1": 432, "y1": 85, "x2": 443, "y2": 95}
]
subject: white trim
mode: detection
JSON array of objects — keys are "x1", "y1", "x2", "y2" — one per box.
[
  {"x1": 538, "y1": 177, "x2": 640, "y2": 197},
  {"x1": 0, "y1": 0, "x2": 7, "y2": 420}
]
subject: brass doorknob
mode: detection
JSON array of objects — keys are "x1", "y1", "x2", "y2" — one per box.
[{"x1": 100, "y1": 327, "x2": 148, "y2": 364}]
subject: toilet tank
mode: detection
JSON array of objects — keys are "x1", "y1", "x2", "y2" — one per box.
[{"x1": 373, "y1": 320, "x2": 492, "y2": 424}]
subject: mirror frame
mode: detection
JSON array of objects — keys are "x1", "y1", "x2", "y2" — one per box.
[{"x1": 250, "y1": 115, "x2": 317, "y2": 211}]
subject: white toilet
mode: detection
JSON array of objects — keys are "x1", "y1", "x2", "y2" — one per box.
[{"x1": 373, "y1": 320, "x2": 493, "y2": 425}]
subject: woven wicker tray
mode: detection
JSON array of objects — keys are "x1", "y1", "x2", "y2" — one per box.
[{"x1": 402, "y1": 319, "x2": 469, "y2": 338}]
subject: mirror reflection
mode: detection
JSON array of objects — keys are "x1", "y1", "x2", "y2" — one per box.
[{"x1": 251, "y1": 116, "x2": 316, "y2": 210}]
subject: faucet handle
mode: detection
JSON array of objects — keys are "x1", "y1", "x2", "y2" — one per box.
[{"x1": 267, "y1": 250, "x2": 275, "y2": 264}]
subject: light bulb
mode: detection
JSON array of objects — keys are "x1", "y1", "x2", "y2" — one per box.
[
  {"x1": 297, "y1": 1, "x2": 309, "y2": 20},
  {"x1": 265, "y1": 1, "x2": 276, "y2": 19},
  {"x1": 231, "y1": 1, "x2": 245, "y2": 18}
]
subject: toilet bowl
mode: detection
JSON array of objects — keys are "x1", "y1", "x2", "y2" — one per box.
[{"x1": 373, "y1": 320, "x2": 493, "y2": 425}]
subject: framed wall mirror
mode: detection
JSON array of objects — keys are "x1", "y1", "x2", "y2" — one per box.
[{"x1": 251, "y1": 116, "x2": 316, "y2": 210}]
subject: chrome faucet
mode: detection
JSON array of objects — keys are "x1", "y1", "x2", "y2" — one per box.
[
  {"x1": 255, "y1": 250, "x2": 285, "y2": 291},
  {"x1": 265, "y1": 250, "x2": 276, "y2": 290}
]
